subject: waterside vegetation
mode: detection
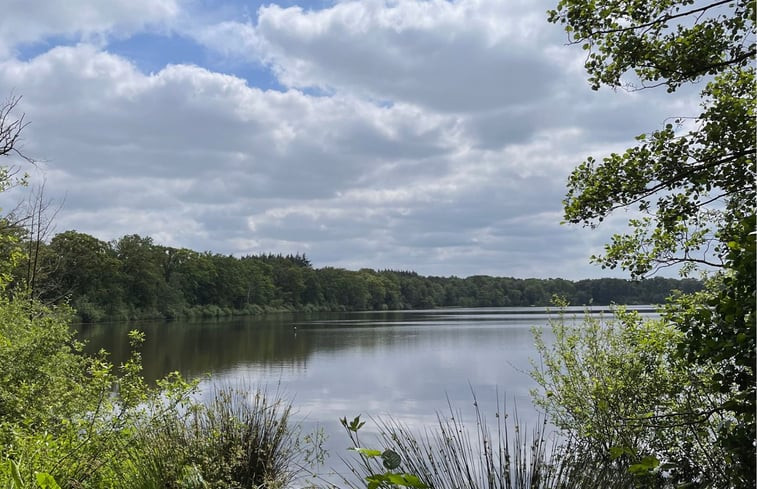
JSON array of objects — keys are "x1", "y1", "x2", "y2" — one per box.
[
  {"x1": 0, "y1": 300, "x2": 314, "y2": 488},
  {"x1": 5, "y1": 230, "x2": 700, "y2": 323}
]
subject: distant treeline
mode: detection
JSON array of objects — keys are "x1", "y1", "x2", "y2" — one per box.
[{"x1": 12, "y1": 231, "x2": 702, "y2": 322}]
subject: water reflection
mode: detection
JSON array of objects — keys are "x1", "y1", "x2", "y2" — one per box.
[
  {"x1": 75, "y1": 306, "x2": 658, "y2": 484},
  {"x1": 76, "y1": 306, "x2": 657, "y2": 384}
]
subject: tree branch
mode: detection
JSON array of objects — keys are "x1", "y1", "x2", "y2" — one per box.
[
  {"x1": 604, "y1": 149, "x2": 755, "y2": 213},
  {"x1": 569, "y1": 0, "x2": 734, "y2": 40}
]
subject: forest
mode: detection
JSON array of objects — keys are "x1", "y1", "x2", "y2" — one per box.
[{"x1": 8, "y1": 229, "x2": 701, "y2": 322}]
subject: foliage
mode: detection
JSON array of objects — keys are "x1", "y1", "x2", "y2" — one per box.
[
  {"x1": 0, "y1": 292, "x2": 316, "y2": 488},
  {"x1": 0, "y1": 459, "x2": 61, "y2": 489},
  {"x1": 0, "y1": 289, "x2": 316, "y2": 488},
  {"x1": 336, "y1": 400, "x2": 643, "y2": 489},
  {"x1": 11, "y1": 230, "x2": 702, "y2": 322},
  {"x1": 122, "y1": 385, "x2": 314, "y2": 489},
  {"x1": 0, "y1": 298, "x2": 81, "y2": 433},
  {"x1": 550, "y1": 0, "x2": 754, "y2": 278},
  {"x1": 545, "y1": 0, "x2": 755, "y2": 486},
  {"x1": 338, "y1": 416, "x2": 428, "y2": 489},
  {"x1": 532, "y1": 308, "x2": 681, "y2": 450},
  {"x1": 661, "y1": 215, "x2": 756, "y2": 485},
  {"x1": 531, "y1": 307, "x2": 735, "y2": 486},
  {"x1": 549, "y1": 0, "x2": 754, "y2": 92},
  {"x1": 0, "y1": 294, "x2": 160, "y2": 488}
]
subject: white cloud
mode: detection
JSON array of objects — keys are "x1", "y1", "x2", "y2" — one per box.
[
  {"x1": 192, "y1": 0, "x2": 563, "y2": 112},
  {"x1": 0, "y1": 0, "x2": 694, "y2": 279},
  {"x1": 193, "y1": 20, "x2": 263, "y2": 59},
  {"x1": 0, "y1": 0, "x2": 180, "y2": 57}
]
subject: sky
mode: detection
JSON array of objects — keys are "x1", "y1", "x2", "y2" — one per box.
[{"x1": 0, "y1": 0, "x2": 699, "y2": 279}]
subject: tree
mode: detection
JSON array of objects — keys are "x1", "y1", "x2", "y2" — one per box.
[
  {"x1": 44, "y1": 231, "x2": 121, "y2": 320},
  {"x1": 239, "y1": 257, "x2": 275, "y2": 306},
  {"x1": 0, "y1": 97, "x2": 145, "y2": 487},
  {"x1": 532, "y1": 308, "x2": 706, "y2": 486},
  {"x1": 551, "y1": 0, "x2": 754, "y2": 276},
  {"x1": 547, "y1": 0, "x2": 754, "y2": 486},
  {"x1": 0, "y1": 96, "x2": 35, "y2": 287},
  {"x1": 114, "y1": 234, "x2": 166, "y2": 314}
]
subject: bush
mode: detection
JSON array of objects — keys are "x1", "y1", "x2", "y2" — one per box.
[
  {"x1": 0, "y1": 294, "x2": 312, "y2": 488},
  {"x1": 531, "y1": 306, "x2": 729, "y2": 486},
  {"x1": 124, "y1": 385, "x2": 309, "y2": 489},
  {"x1": 0, "y1": 298, "x2": 160, "y2": 488},
  {"x1": 72, "y1": 296, "x2": 106, "y2": 323}
]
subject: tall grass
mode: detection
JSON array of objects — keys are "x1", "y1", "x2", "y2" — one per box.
[
  {"x1": 337, "y1": 394, "x2": 642, "y2": 489},
  {"x1": 123, "y1": 385, "x2": 306, "y2": 489}
]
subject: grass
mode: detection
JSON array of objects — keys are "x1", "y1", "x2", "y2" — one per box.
[
  {"x1": 122, "y1": 385, "x2": 307, "y2": 489},
  {"x1": 335, "y1": 393, "x2": 643, "y2": 489}
]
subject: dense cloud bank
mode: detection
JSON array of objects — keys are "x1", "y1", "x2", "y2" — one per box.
[{"x1": 0, "y1": 0, "x2": 700, "y2": 278}]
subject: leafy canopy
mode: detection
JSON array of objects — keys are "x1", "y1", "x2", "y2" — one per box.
[
  {"x1": 550, "y1": 0, "x2": 754, "y2": 277},
  {"x1": 546, "y1": 0, "x2": 755, "y2": 486}
]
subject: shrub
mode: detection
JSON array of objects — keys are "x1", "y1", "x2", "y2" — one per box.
[
  {"x1": 0, "y1": 298, "x2": 162, "y2": 488},
  {"x1": 531, "y1": 306, "x2": 729, "y2": 486},
  {"x1": 124, "y1": 385, "x2": 309, "y2": 489}
]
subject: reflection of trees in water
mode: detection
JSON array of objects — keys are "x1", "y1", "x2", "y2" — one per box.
[
  {"x1": 75, "y1": 311, "x2": 409, "y2": 381},
  {"x1": 74, "y1": 308, "x2": 640, "y2": 383},
  {"x1": 77, "y1": 315, "x2": 310, "y2": 382}
]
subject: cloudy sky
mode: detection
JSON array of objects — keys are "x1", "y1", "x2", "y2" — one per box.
[{"x1": 0, "y1": 0, "x2": 697, "y2": 279}]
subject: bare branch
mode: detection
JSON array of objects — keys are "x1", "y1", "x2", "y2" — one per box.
[{"x1": 0, "y1": 95, "x2": 34, "y2": 164}]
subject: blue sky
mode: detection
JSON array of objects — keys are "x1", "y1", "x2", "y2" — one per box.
[{"x1": 0, "y1": 0, "x2": 698, "y2": 278}]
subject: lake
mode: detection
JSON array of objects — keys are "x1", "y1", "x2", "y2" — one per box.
[{"x1": 75, "y1": 305, "x2": 657, "y2": 484}]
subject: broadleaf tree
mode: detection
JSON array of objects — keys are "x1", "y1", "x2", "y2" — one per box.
[{"x1": 547, "y1": 0, "x2": 754, "y2": 486}]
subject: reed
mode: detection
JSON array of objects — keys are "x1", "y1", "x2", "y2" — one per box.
[
  {"x1": 337, "y1": 394, "x2": 640, "y2": 489},
  {"x1": 123, "y1": 385, "x2": 302, "y2": 489}
]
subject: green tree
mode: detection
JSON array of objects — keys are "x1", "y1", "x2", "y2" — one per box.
[
  {"x1": 378, "y1": 271, "x2": 403, "y2": 309},
  {"x1": 0, "y1": 97, "x2": 32, "y2": 287},
  {"x1": 43, "y1": 231, "x2": 121, "y2": 320},
  {"x1": 176, "y1": 250, "x2": 217, "y2": 306},
  {"x1": 547, "y1": 0, "x2": 754, "y2": 486},
  {"x1": 211, "y1": 254, "x2": 247, "y2": 308},
  {"x1": 272, "y1": 263, "x2": 306, "y2": 306},
  {"x1": 301, "y1": 267, "x2": 324, "y2": 306},
  {"x1": 114, "y1": 234, "x2": 167, "y2": 315},
  {"x1": 551, "y1": 0, "x2": 754, "y2": 276},
  {"x1": 152, "y1": 245, "x2": 191, "y2": 317},
  {"x1": 239, "y1": 257, "x2": 275, "y2": 305}
]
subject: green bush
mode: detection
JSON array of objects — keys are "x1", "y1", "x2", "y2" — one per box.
[
  {"x1": 72, "y1": 297, "x2": 106, "y2": 323},
  {"x1": 0, "y1": 294, "x2": 310, "y2": 488},
  {"x1": 124, "y1": 385, "x2": 307, "y2": 489},
  {"x1": 531, "y1": 306, "x2": 729, "y2": 486},
  {"x1": 0, "y1": 297, "x2": 159, "y2": 488}
]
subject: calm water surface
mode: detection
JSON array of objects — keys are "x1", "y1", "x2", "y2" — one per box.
[{"x1": 76, "y1": 306, "x2": 657, "y2": 483}]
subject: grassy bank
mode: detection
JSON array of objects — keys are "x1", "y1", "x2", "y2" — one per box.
[{"x1": 72, "y1": 302, "x2": 340, "y2": 324}]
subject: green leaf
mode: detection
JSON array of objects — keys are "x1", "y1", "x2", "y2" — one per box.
[
  {"x1": 351, "y1": 447, "x2": 383, "y2": 457},
  {"x1": 609, "y1": 446, "x2": 626, "y2": 460},
  {"x1": 35, "y1": 473, "x2": 62, "y2": 489},
  {"x1": 343, "y1": 415, "x2": 366, "y2": 432},
  {"x1": 366, "y1": 478, "x2": 381, "y2": 489},
  {"x1": 382, "y1": 449, "x2": 402, "y2": 470},
  {"x1": 628, "y1": 455, "x2": 659, "y2": 475},
  {"x1": 397, "y1": 473, "x2": 428, "y2": 488},
  {"x1": 10, "y1": 460, "x2": 24, "y2": 488},
  {"x1": 628, "y1": 464, "x2": 648, "y2": 475}
]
